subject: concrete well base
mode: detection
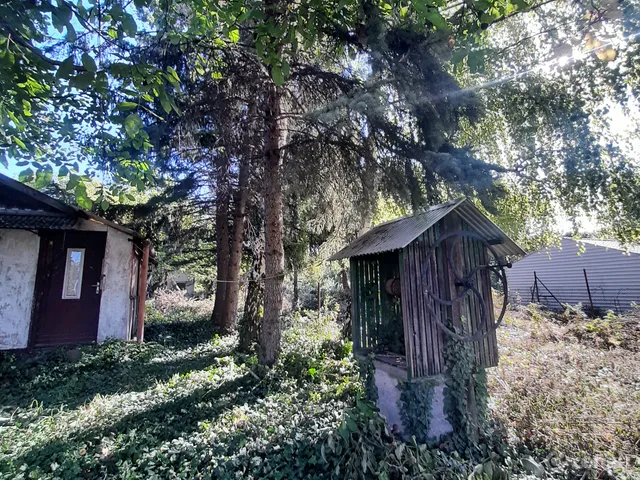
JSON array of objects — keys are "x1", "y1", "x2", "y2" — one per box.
[{"x1": 372, "y1": 359, "x2": 453, "y2": 441}]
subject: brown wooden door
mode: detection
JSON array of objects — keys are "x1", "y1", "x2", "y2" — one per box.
[{"x1": 33, "y1": 231, "x2": 107, "y2": 347}]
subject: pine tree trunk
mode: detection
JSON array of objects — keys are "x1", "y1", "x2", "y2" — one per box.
[
  {"x1": 292, "y1": 266, "x2": 299, "y2": 311},
  {"x1": 239, "y1": 219, "x2": 264, "y2": 353},
  {"x1": 211, "y1": 147, "x2": 231, "y2": 329},
  {"x1": 221, "y1": 102, "x2": 255, "y2": 332},
  {"x1": 259, "y1": 81, "x2": 285, "y2": 366}
]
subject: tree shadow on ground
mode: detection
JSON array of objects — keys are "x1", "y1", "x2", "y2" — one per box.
[
  {"x1": 10, "y1": 372, "x2": 260, "y2": 476},
  {"x1": 0, "y1": 319, "x2": 235, "y2": 411},
  {"x1": 145, "y1": 317, "x2": 217, "y2": 348}
]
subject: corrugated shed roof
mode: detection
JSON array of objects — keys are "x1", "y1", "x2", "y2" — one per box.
[
  {"x1": 0, "y1": 173, "x2": 142, "y2": 239},
  {"x1": 0, "y1": 209, "x2": 77, "y2": 229},
  {"x1": 580, "y1": 238, "x2": 640, "y2": 255},
  {"x1": 329, "y1": 198, "x2": 525, "y2": 260}
]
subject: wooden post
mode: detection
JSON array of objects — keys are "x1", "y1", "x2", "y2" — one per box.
[
  {"x1": 533, "y1": 271, "x2": 540, "y2": 303},
  {"x1": 136, "y1": 241, "x2": 150, "y2": 343},
  {"x1": 583, "y1": 268, "x2": 594, "y2": 313}
]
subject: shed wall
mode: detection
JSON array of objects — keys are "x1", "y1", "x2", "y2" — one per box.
[
  {"x1": 0, "y1": 230, "x2": 39, "y2": 349},
  {"x1": 507, "y1": 237, "x2": 640, "y2": 311},
  {"x1": 97, "y1": 226, "x2": 136, "y2": 341}
]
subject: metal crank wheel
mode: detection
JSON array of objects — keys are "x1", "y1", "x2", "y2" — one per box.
[{"x1": 424, "y1": 231, "x2": 511, "y2": 343}]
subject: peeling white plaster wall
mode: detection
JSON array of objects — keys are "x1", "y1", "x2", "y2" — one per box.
[
  {"x1": 97, "y1": 227, "x2": 134, "y2": 342},
  {"x1": 427, "y1": 377, "x2": 453, "y2": 439},
  {"x1": 0, "y1": 230, "x2": 39, "y2": 349}
]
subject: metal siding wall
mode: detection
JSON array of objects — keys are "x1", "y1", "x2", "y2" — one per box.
[{"x1": 507, "y1": 238, "x2": 640, "y2": 311}]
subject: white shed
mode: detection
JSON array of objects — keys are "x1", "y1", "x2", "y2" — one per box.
[
  {"x1": 507, "y1": 237, "x2": 640, "y2": 312},
  {"x1": 0, "y1": 173, "x2": 151, "y2": 350}
]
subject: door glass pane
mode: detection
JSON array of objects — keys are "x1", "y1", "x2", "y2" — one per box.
[{"x1": 62, "y1": 248, "x2": 85, "y2": 299}]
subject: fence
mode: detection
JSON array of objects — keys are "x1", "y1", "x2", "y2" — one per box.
[{"x1": 527, "y1": 269, "x2": 638, "y2": 314}]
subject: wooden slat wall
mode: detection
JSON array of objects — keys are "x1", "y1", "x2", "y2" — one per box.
[
  {"x1": 377, "y1": 252, "x2": 402, "y2": 351},
  {"x1": 351, "y1": 255, "x2": 389, "y2": 353},
  {"x1": 350, "y1": 215, "x2": 499, "y2": 374},
  {"x1": 400, "y1": 215, "x2": 499, "y2": 378},
  {"x1": 350, "y1": 258, "x2": 362, "y2": 350},
  {"x1": 479, "y1": 238, "x2": 499, "y2": 366}
]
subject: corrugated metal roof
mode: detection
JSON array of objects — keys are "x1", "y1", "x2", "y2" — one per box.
[
  {"x1": 580, "y1": 238, "x2": 640, "y2": 255},
  {"x1": 329, "y1": 198, "x2": 525, "y2": 260},
  {"x1": 0, "y1": 209, "x2": 77, "y2": 229},
  {"x1": 0, "y1": 173, "x2": 143, "y2": 239}
]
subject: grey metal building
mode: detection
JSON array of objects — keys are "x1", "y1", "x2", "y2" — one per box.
[{"x1": 507, "y1": 237, "x2": 640, "y2": 312}]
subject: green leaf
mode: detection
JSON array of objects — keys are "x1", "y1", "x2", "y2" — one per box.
[
  {"x1": 121, "y1": 13, "x2": 138, "y2": 36},
  {"x1": 35, "y1": 166, "x2": 53, "y2": 188},
  {"x1": 338, "y1": 425, "x2": 349, "y2": 442},
  {"x1": 159, "y1": 90, "x2": 172, "y2": 114},
  {"x1": 271, "y1": 65, "x2": 285, "y2": 86},
  {"x1": 66, "y1": 173, "x2": 81, "y2": 191},
  {"x1": 81, "y1": 53, "x2": 97, "y2": 73},
  {"x1": 75, "y1": 189, "x2": 92, "y2": 210},
  {"x1": 166, "y1": 67, "x2": 180, "y2": 87},
  {"x1": 228, "y1": 29, "x2": 240, "y2": 43},
  {"x1": 425, "y1": 11, "x2": 448, "y2": 30},
  {"x1": 66, "y1": 24, "x2": 77, "y2": 42},
  {"x1": 56, "y1": 56, "x2": 75, "y2": 79},
  {"x1": 22, "y1": 100, "x2": 32, "y2": 117},
  {"x1": 18, "y1": 168, "x2": 34, "y2": 183},
  {"x1": 12, "y1": 136, "x2": 27, "y2": 150},
  {"x1": 51, "y1": 14, "x2": 65, "y2": 33},
  {"x1": 124, "y1": 113, "x2": 143, "y2": 138},
  {"x1": 281, "y1": 60, "x2": 290, "y2": 78},
  {"x1": 468, "y1": 50, "x2": 486, "y2": 73},
  {"x1": 59, "y1": 165, "x2": 70, "y2": 177},
  {"x1": 101, "y1": 200, "x2": 110, "y2": 211},
  {"x1": 117, "y1": 101, "x2": 139, "y2": 111}
]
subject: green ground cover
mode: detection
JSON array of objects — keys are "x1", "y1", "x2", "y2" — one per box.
[{"x1": 0, "y1": 303, "x2": 638, "y2": 479}]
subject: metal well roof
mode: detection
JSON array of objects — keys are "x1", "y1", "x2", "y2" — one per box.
[{"x1": 328, "y1": 198, "x2": 525, "y2": 260}]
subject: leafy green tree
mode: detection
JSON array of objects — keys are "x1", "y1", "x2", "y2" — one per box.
[
  {"x1": 455, "y1": 0, "x2": 640, "y2": 245},
  {"x1": 0, "y1": 0, "x2": 178, "y2": 207}
]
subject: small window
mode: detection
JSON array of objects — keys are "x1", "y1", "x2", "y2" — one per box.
[{"x1": 62, "y1": 248, "x2": 85, "y2": 299}]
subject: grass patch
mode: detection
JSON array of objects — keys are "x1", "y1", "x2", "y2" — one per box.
[
  {"x1": 0, "y1": 311, "x2": 365, "y2": 479},
  {"x1": 490, "y1": 305, "x2": 640, "y2": 476}
]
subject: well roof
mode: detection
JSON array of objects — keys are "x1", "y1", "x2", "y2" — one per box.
[{"x1": 328, "y1": 198, "x2": 525, "y2": 260}]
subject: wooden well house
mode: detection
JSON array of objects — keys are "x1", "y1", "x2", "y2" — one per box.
[
  {"x1": 330, "y1": 198, "x2": 524, "y2": 439},
  {"x1": 330, "y1": 198, "x2": 524, "y2": 379}
]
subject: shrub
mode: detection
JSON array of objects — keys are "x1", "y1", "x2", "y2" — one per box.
[{"x1": 149, "y1": 288, "x2": 214, "y2": 320}]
